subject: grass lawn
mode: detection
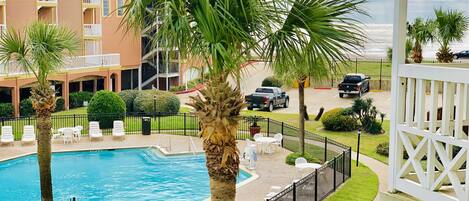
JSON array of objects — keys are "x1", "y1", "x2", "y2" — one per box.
[
  {"x1": 324, "y1": 161, "x2": 379, "y2": 201},
  {"x1": 241, "y1": 110, "x2": 389, "y2": 164}
]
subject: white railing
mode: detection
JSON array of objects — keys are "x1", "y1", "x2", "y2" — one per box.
[
  {"x1": 83, "y1": 24, "x2": 102, "y2": 37},
  {"x1": 83, "y1": 0, "x2": 100, "y2": 4},
  {"x1": 0, "y1": 54, "x2": 120, "y2": 76},
  {"x1": 393, "y1": 64, "x2": 469, "y2": 201}
]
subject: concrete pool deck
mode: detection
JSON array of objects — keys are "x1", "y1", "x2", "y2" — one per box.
[{"x1": 0, "y1": 134, "x2": 301, "y2": 201}]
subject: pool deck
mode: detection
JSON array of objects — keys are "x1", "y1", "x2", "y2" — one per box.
[{"x1": 0, "y1": 134, "x2": 301, "y2": 201}]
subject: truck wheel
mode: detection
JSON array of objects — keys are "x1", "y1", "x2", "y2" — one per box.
[
  {"x1": 339, "y1": 93, "x2": 344, "y2": 98},
  {"x1": 268, "y1": 103, "x2": 274, "y2": 112},
  {"x1": 248, "y1": 106, "x2": 253, "y2": 110},
  {"x1": 284, "y1": 99, "x2": 289, "y2": 108}
]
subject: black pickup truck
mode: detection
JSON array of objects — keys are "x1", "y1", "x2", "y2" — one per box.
[
  {"x1": 245, "y1": 87, "x2": 289, "y2": 112},
  {"x1": 338, "y1": 73, "x2": 370, "y2": 98}
]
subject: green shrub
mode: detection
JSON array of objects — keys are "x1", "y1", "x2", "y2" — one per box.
[
  {"x1": 262, "y1": 76, "x2": 283, "y2": 87},
  {"x1": 20, "y1": 99, "x2": 34, "y2": 117},
  {"x1": 376, "y1": 142, "x2": 389, "y2": 156},
  {"x1": 69, "y1": 91, "x2": 93, "y2": 108},
  {"x1": 55, "y1": 97, "x2": 65, "y2": 112},
  {"x1": 0, "y1": 103, "x2": 13, "y2": 118},
  {"x1": 118, "y1": 90, "x2": 139, "y2": 113},
  {"x1": 133, "y1": 90, "x2": 180, "y2": 114},
  {"x1": 321, "y1": 108, "x2": 358, "y2": 131},
  {"x1": 286, "y1": 152, "x2": 322, "y2": 166},
  {"x1": 351, "y1": 98, "x2": 385, "y2": 134},
  {"x1": 87, "y1": 91, "x2": 126, "y2": 128},
  {"x1": 366, "y1": 120, "x2": 383, "y2": 134}
]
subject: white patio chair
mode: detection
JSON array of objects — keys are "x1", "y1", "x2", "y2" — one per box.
[
  {"x1": 74, "y1": 126, "x2": 83, "y2": 141},
  {"x1": 89, "y1": 121, "x2": 103, "y2": 141},
  {"x1": 273, "y1": 133, "x2": 283, "y2": 146},
  {"x1": 62, "y1": 128, "x2": 74, "y2": 144},
  {"x1": 21, "y1": 125, "x2": 36, "y2": 145},
  {"x1": 253, "y1": 133, "x2": 263, "y2": 141},
  {"x1": 51, "y1": 128, "x2": 61, "y2": 142},
  {"x1": 112, "y1": 121, "x2": 125, "y2": 140},
  {"x1": 1, "y1": 126, "x2": 14, "y2": 146}
]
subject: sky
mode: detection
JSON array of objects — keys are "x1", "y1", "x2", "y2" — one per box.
[{"x1": 352, "y1": 0, "x2": 469, "y2": 24}]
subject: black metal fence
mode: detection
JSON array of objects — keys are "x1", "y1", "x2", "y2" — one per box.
[{"x1": 0, "y1": 113, "x2": 351, "y2": 201}]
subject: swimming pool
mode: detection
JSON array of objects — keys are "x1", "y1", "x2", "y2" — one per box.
[{"x1": 0, "y1": 148, "x2": 251, "y2": 201}]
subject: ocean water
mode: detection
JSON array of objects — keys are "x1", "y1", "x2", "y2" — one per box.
[
  {"x1": 0, "y1": 149, "x2": 251, "y2": 201},
  {"x1": 350, "y1": 0, "x2": 469, "y2": 59}
]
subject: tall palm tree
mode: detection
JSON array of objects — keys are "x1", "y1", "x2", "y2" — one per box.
[
  {"x1": 409, "y1": 18, "x2": 435, "y2": 63},
  {"x1": 0, "y1": 22, "x2": 78, "y2": 201},
  {"x1": 122, "y1": 0, "x2": 364, "y2": 200},
  {"x1": 264, "y1": 0, "x2": 366, "y2": 155},
  {"x1": 434, "y1": 9, "x2": 468, "y2": 63}
]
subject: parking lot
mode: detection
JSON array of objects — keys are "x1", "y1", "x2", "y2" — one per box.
[{"x1": 179, "y1": 62, "x2": 392, "y2": 117}]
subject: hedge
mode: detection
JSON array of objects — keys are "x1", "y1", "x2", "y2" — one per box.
[
  {"x1": 133, "y1": 90, "x2": 180, "y2": 114},
  {"x1": 376, "y1": 142, "x2": 389, "y2": 156},
  {"x1": 70, "y1": 91, "x2": 93, "y2": 108},
  {"x1": 0, "y1": 103, "x2": 13, "y2": 118},
  {"x1": 20, "y1": 99, "x2": 34, "y2": 117},
  {"x1": 55, "y1": 97, "x2": 65, "y2": 112},
  {"x1": 321, "y1": 108, "x2": 358, "y2": 131},
  {"x1": 87, "y1": 91, "x2": 126, "y2": 128},
  {"x1": 118, "y1": 90, "x2": 139, "y2": 113},
  {"x1": 262, "y1": 76, "x2": 283, "y2": 87}
]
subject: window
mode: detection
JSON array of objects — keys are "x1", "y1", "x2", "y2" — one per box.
[
  {"x1": 102, "y1": 0, "x2": 109, "y2": 16},
  {"x1": 117, "y1": 0, "x2": 124, "y2": 16}
]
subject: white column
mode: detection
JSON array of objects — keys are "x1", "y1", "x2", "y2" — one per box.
[
  {"x1": 389, "y1": 0, "x2": 408, "y2": 193},
  {"x1": 138, "y1": 64, "x2": 142, "y2": 90}
]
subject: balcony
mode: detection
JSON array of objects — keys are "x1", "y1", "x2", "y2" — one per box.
[
  {"x1": 82, "y1": 0, "x2": 100, "y2": 8},
  {"x1": 37, "y1": 0, "x2": 57, "y2": 8},
  {"x1": 83, "y1": 24, "x2": 102, "y2": 38},
  {"x1": 0, "y1": 54, "x2": 120, "y2": 76}
]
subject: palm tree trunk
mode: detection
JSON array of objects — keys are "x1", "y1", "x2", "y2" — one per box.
[
  {"x1": 31, "y1": 85, "x2": 56, "y2": 201},
  {"x1": 188, "y1": 80, "x2": 244, "y2": 201},
  {"x1": 205, "y1": 135, "x2": 238, "y2": 201},
  {"x1": 412, "y1": 42, "x2": 423, "y2": 63},
  {"x1": 298, "y1": 79, "x2": 306, "y2": 155}
]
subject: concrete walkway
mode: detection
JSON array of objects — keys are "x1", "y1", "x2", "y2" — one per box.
[{"x1": 351, "y1": 151, "x2": 389, "y2": 201}]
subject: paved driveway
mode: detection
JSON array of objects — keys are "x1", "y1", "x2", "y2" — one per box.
[{"x1": 179, "y1": 62, "x2": 392, "y2": 117}]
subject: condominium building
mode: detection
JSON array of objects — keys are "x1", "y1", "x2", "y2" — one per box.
[{"x1": 0, "y1": 0, "x2": 185, "y2": 117}]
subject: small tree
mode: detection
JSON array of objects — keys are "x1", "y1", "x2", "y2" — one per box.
[
  {"x1": 434, "y1": 9, "x2": 468, "y2": 63},
  {"x1": 408, "y1": 18, "x2": 436, "y2": 63},
  {"x1": 351, "y1": 98, "x2": 384, "y2": 134}
]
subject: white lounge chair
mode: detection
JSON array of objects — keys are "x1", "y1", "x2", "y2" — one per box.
[
  {"x1": 21, "y1": 125, "x2": 36, "y2": 145},
  {"x1": 62, "y1": 128, "x2": 74, "y2": 144},
  {"x1": 1, "y1": 126, "x2": 14, "y2": 146},
  {"x1": 112, "y1": 121, "x2": 125, "y2": 140},
  {"x1": 89, "y1": 121, "x2": 103, "y2": 141}
]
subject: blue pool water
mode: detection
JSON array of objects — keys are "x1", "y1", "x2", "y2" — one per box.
[{"x1": 0, "y1": 149, "x2": 251, "y2": 201}]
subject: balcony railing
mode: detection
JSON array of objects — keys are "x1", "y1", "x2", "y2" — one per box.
[
  {"x1": 83, "y1": 24, "x2": 102, "y2": 37},
  {"x1": 0, "y1": 54, "x2": 120, "y2": 76},
  {"x1": 83, "y1": 0, "x2": 100, "y2": 4}
]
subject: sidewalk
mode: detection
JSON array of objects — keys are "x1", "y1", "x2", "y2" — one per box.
[{"x1": 351, "y1": 151, "x2": 388, "y2": 201}]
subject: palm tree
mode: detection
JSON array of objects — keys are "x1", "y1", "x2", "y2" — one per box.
[
  {"x1": 0, "y1": 22, "x2": 78, "y2": 201},
  {"x1": 264, "y1": 0, "x2": 366, "y2": 154},
  {"x1": 408, "y1": 18, "x2": 435, "y2": 63},
  {"x1": 122, "y1": 0, "x2": 365, "y2": 200},
  {"x1": 434, "y1": 9, "x2": 468, "y2": 63}
]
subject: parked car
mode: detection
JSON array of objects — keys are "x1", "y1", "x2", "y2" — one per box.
[
  {"x1": 454, "y1": 50, "x2": 469, "y2": 59},
  {"x1": 338, "y1": 73, "x2": 370, "y2": 98},
  {"x1": 245, "y1": 87, "x2": 289, "y2": 112}
]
